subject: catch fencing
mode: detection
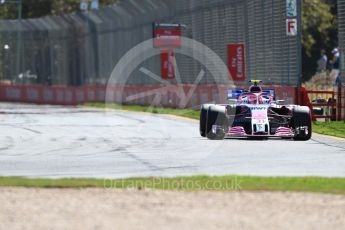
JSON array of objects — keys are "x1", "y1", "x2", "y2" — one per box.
[
  {"x1": 339, "y1": 0, "x2": 345, "y2": 78},
  {"x1": 0, "y1": 0, "x2": 301, "y2": 87},
  {"x1": 338, "y1": 0, "x2": 345, "y2": 120}
]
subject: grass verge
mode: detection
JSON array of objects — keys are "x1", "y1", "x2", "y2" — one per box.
[
  {"x1": 85, "y1": 102, "x2": 345, "y2": 138},
  {"x1": 313, "y1": 121, "x2": 345, "y2": 138},
  {"x1": 84, "y1": 102, "x2": 199, "y2": 120},
  {"x1": 1, "y1": 176, "x2": 345, "y2": 195}
]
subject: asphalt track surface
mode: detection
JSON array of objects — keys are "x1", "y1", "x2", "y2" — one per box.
[{"x1": 0, "y1": 103, "x2": 344, "y2": 178}]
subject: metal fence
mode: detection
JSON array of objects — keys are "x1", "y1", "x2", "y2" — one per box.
[
  {"x1": 338, "y1": 0, "x2": 345, "y2": 120},
  {"x1": 339, "y1": 0, "x2": 345, "y2": 79},
  {"x1": 0, "y1": 0, "x2": 301, "y2": 86}
]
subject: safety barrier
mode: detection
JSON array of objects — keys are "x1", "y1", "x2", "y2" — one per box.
[
  {"x1": 307, "y1": 90, "x2": 337, "y2": 121},
  {"x1": 300, "y1": 87, "x2": 345, "y2": 121},
  {"x1": 0, "y1": 84, "x2": 105, "y2": 105},
  {"x1": 337, "y1": 86, "x2": 345, "y2": 121},
  {"x1": 0, "y1": 84, "x2": 298, "y2": 108},
  {"x1": 2, "y1": 83, "x2": 343, "y2": 121}
]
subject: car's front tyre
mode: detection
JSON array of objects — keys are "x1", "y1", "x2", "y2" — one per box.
[
  {"x1": 199, "y1": 104, "x2": 212, "y2": 137},
  {"x1": 206, "y1": 105, "x2": 227, "y2": 140},
  {"x1": 291, "y1": 106, "x2": 312, "y2": 141}
]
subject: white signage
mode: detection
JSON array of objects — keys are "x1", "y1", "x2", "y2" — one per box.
[
  {"x1": 91, "y1": 0, "x2": 99, "y2": 10},
  {"x1": 287, "y1": 0, "x2": 297, "y2": 17},
  {"x1": 80, "y1": 0, "x2": 88, "y2": 11},
  {"x1": 286, "y1": 19, "x2": 297, "y2": 36}
]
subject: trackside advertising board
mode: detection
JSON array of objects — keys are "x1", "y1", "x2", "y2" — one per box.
[
  {"x1": 227, "y1": 43, "x2": 246, "y2": 82},
  {"x1": 153, "y1": 23, "x2": 181, "y2": 80},
  {"x1": 160, "y1": 49, "x2": 175, "y2": 80},
  {"x1": 153, "y1": 23, "x2": 182, "y2": 48}
]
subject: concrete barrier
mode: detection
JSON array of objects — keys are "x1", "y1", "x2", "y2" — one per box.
[{"x1": 0, "y1": 84, "x2": 299, "y2": 109}]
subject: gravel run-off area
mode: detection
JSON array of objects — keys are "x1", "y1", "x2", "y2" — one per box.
[{"x1": 0, "y1": 188, "x2": 344, "y2": 230}]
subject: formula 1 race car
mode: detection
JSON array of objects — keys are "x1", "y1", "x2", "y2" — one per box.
[{"x1": 199, "y1": 80, "x2": 312, "y2": 140}]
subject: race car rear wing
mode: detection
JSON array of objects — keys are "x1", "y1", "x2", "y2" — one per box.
[
  {"x1": 227, "y1": 89, "x2": 276, "y2": 100},
  {"x1": 227, "y1": 89, "x2": 246, "y2": 100}
]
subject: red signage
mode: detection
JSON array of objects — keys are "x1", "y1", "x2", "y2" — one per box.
[
  {"x1": 160, "y1": 49, "x2": 175, "y2": 80},
  {"x1": 153, "y1": 23, "x2": 182, "y2": 48},
  {"x1": 227, "y1": 43, "x2": 246, "y2": 82}
]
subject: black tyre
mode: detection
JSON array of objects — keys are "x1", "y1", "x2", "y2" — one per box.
[
  {"x1": 291, "y1": 106, "x2": 312, "y2": 141},
  {"x1": 225, "y1": 104, "x2": 237, "y2": 116},
  {"x1": 206, "y1": 105, "x2": 227, "y2": 140},
  {"x1": 200, "y1": 104, "x2": 212, "y2": 137}
]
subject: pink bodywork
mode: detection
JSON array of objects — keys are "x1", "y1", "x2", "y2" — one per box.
[{"x1": 226, "y1": 92, "x2": 294, "y2": 137}]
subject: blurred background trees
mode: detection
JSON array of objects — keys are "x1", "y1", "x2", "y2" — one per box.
[{"x1": 302, "y1": 0, "x2": 338, "y2": 82}]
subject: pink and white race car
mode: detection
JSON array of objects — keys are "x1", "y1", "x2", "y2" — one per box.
[{"x1": 199, "y1": 80, "x2": 312, "y2": 140}]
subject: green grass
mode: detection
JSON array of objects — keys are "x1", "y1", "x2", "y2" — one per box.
[
  {"x1": 1, "y1": 176, "x2": 345, "y2": 195},
  {"x1": 313, "y1": 121, "x2": 345, "y2": 138},
  {"x1": 84, "y1": 102, "x2": 199, "y2": 120}
]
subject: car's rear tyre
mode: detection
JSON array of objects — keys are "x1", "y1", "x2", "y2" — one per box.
[
  {"x1": 199, "y1": 104, "x2": 212, "y2": 137},
  {"x1": 291, "y1": 106, "x2": 312, "y2": 141},
  {"x1": 206, "y1": 105, "x2": 227, "y2": 140}
]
